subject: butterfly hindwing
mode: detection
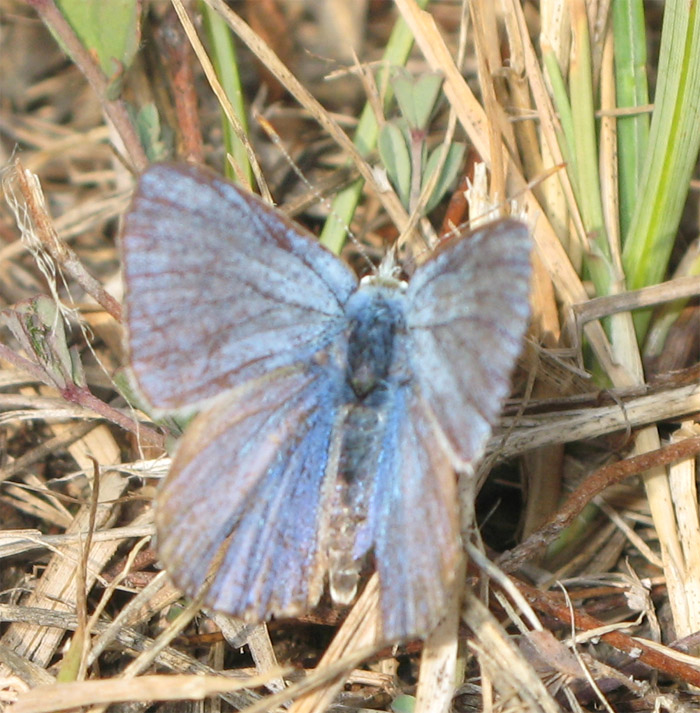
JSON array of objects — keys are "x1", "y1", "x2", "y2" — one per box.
[
  {"x1": 156, "y1": 361, "x2": 345, "y2": 619},
  {"x1": 323, "y1": 296, "x2": 461, "y2": 641},
  {"x1": 369, "y1": 382, "x2": 460, "y2": 641}
]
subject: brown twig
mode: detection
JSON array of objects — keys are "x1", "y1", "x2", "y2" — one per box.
[
  {"x1": 498, "y1": 434, "x2": 700, "y2": 572},
  {"x1": 25, "y1": 0, "x2": 147, "y2": 173},
  {"x1": 515, "y1": 577, "x2": 700, "y2": 687},
  {"x1": 574, "y1": 274, "x2": 700, "y2": 325}
]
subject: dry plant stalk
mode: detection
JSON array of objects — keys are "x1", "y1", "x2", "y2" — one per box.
[{"x1": 1, "y1": 1, "x2": 699, "y2": 712}]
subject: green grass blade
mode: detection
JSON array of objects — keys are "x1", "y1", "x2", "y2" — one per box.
[
  {"x1": 200, "y1": 1, "x2": 252, "y2": 186},
  {"x1": 612, "y1": 0, "x2": 650, "y2": 239},
  {"x1": 568, "y1": 0, "x2": 612, "y2": 297},
  {"x1": 319, "y1": 0, "x2": 431, "y2": 255},
  {"x1": 621, "y1": 0, "x2": 700, "y2": 339}
]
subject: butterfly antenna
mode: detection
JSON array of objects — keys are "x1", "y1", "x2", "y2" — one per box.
[
  {"x1": 256, "y1": 112, "x2": 376, "y2": 275},
  {"x1": 377, "y1": 242, "x2": 401, "y2": 280}
]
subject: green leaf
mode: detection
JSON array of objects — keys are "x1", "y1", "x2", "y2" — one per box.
[
  {"x1": 113, "y1": 367, "x2": 191, "y2": 439},
  {"x1": 55, "y1": 0, "x2": 141, "y2": 81},
  {"x1": 391, "y1": 694, "x2": 416, "y2": 713},
  {"x1": 2, "y1": 296, "x2": 84, "y2": 391},
  {"x1": 132, "y1": 104, "x2": 170, "y2": 162},
  {"x1": 423, "y1": 142, "x2": 466, "y2": 213},
  {"x1": 55, "y1": 629, "x2": 84, "y2": 682},
  {"x1": 392, "y1": 68, "x2": 444, "y2": 130},
  {"x1": 378, "y1": 120, "x2": 412, "y2": 208}
]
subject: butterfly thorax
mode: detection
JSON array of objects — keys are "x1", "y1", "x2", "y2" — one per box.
[{"x1": 345, "y1": 282, "x2": 407, "y2": 401}]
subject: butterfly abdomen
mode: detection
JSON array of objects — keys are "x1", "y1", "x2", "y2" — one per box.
[{"x1": 327, "y1": 284, "x2": 411, "y2": 604}]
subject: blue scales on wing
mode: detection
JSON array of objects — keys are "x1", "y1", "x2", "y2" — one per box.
[
  {"x1": 121, "y1": 163, "x2": 358, "y2": 410},
  {"x1": 156, "y1": 362, "x2": 345, "y2": 619},
  {"x1": 326, "y1": 283, "x2": 461, "y2": 642},
  {"x1": 406, "y1": 219, "x2": 532, "y2": 467},
  {"x1": 122, "y1": 163, "x2": 532, "y2": 644}
]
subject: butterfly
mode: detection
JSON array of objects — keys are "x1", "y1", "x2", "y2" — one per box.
[{"x1": 120, "y1": 162, "x2": 532, "y2": 642}]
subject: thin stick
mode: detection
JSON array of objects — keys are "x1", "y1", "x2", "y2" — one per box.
[
  {"x1": 499, "y1": 435, "x2": 700, "y2": 571},
  {"x1": 25, "y1": 0, "x2": 147, "y2": 172},
  {"x1": 13, "y1": 159, "x2": 123, "y2": 323}
]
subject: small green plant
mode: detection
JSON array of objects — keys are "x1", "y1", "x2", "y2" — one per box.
[{"x1": 379, "y1": 69, "x2": 465, "y2": 214}]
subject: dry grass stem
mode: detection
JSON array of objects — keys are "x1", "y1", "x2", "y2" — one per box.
[{"x1": 2, "y1": 1, "x2": 698, "y2": 711}]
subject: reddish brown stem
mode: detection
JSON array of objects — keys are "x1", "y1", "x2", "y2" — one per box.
[
  {"x1": 157, "y1": 8, "x2": 205, "y2": 163},
  {"x1": 515, "y1": 578, "x2": 700, "y2": 687},
  {"x1": 438, "y1": 174, "x2": 469, "y2": 239},
  {"x1": 61, "y1": 385, "x2": 165, "y2": 449},
  {"x1": 25, "y1": 0, "x2": 148, "y2": 172},
  {"x1": 0, "y1": 342, "x2": 164, "y2": 449},
  {"x1": 499, "y1": 434, "x2": 700, "y2": 572}
]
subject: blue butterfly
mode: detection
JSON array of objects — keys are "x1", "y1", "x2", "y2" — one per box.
[{"x1": 121, "y1": 163, "x2": 531, "y2": 642}]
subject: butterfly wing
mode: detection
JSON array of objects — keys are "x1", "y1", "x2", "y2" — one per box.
[
  {"x1": 121, "y1": 163, "x2": 358, "y2": 410},
  {"x1": 364, "y1": 220, "x2": 530, "y2": 640},
  {"x1": 405, "y1": 219, "x2": 532, "y2": 465},
  {"x1": 369, "y1": 382, "x2": 461, "y2": 641},
  {"x1": 156, "y1": 359, "x2": 345, "y2": 619}
]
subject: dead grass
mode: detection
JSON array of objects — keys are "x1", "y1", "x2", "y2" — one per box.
[{"x1": 1, "y1": 1, "x2": 699, "y2": 712}]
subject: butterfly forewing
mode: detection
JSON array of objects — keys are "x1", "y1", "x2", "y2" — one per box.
[
  {"x1": 406, "y1": 219, "x2": 532, "y2": 466},
  {"x1": 121, "y1": 163, "x2": 358, "y2": 410}
]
